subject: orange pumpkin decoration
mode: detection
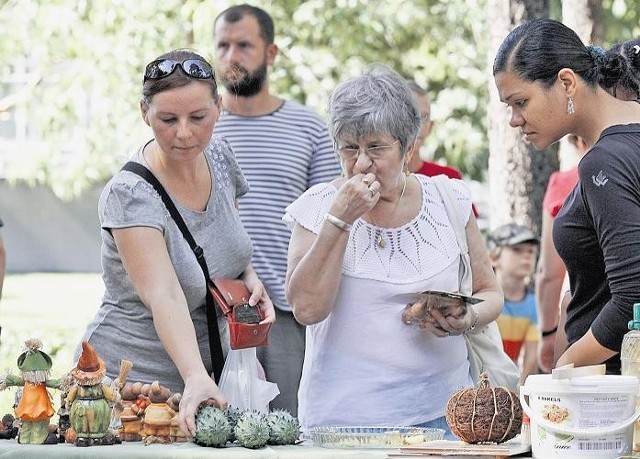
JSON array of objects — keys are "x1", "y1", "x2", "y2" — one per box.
[{"x1": 445, "y1": 372, "x2": 522, "y2": 444}]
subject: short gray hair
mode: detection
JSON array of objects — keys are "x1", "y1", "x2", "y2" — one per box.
[{"x1": 326, "y1": 64, "x2": 421, "y2": 155}]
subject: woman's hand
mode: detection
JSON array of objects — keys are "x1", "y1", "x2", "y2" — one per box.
[
  {"x1": 329, "y1": 173, "x2": 380, "y2": 224},
  {"x1": 241, "y1": 267, "x2": 276, "y2": 325},
  {"x1": 178, "y1": 372, "x2": 228, "y2": 437},
  {"x1": 406, "y1": 301, "x2": 471, "y2": 337}
]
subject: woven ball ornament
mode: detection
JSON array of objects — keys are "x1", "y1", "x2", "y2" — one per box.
[{"x1": 445, "y1": 372, "x2": 522, "y2": 444}]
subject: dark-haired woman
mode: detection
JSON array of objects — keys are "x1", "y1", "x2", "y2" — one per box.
[
  {"x1": 494, "y1": 19, "x2": 640, "y2": 374},
  {"x1": 76, "y1": 49, "x2": 275, "y2": 435}
]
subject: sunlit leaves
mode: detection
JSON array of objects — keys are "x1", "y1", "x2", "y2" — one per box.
[{"x1": 2, "y1": 0, "x2": 640, "y2": 197}]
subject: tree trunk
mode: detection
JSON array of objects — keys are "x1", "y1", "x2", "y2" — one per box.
[
  {"x1": 558, "y1": 0, "x2": 605, "y2": 170},
  {"x1": 562, "y1": 0, "x2": 604, "y2": 44},
  {"x1": 487, "y1": 0, "x2": 558, "y2": 235}
]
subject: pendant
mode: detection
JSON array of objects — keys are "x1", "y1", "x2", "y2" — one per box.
[{"x1": 377, "y1": 236, "x2": 386, "y2": 249}]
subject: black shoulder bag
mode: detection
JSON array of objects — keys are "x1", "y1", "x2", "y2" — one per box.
[{"x1": 121, "y1": 161, "x2": 224, "y2": 382}]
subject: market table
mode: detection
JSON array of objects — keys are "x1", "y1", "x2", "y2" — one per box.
[
  {"x1": 0, "y1": 441, "x2": 388, "y2": 459},
  {"x1": 0, "y1": 440, "x2": 538, "y2": 459}
]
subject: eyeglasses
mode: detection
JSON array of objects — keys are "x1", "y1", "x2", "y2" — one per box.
[
  {"x1": 144, "y1": 59, "x2": 214, "y2": 82},
  {"x1": 336, "y1": 139, "x2": 400, "y2": 161}
]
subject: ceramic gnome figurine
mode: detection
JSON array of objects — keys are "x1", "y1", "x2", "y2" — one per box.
[
  {"x1": 0, "y1": 338, "x2": 61, "y2": 444},
  {"x1": 65, "y1": 341, "x2": 119, "y2": 446}
]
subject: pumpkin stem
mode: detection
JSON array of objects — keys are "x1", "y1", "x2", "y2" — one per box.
[{"x1": 478, "y1": 371, "x2": 490, "y2": 388}]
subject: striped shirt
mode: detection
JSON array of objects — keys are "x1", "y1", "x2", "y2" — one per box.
[
  {"x1": 496, "y1": 291, "x2": 539, "y2": 362},
  {"x1": 214, "y1": 100, "x2": 341, "y2": 311}
]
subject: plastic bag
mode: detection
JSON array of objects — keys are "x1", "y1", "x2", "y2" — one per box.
[{"x1": 219, "y1": 348, "x2": 279, "y2": 413}]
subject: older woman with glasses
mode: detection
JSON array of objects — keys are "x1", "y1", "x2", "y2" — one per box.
[
  {"x1": 284, "y1": 65, "x2": 502, "y2": 438},
  {"x1": 76, "y1": 48, "x2": 275, "y2": 436}
]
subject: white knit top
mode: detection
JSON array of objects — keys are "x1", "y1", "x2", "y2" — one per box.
[{"x1": 284, "y1": 174, "x2": 475, "y2": 430}]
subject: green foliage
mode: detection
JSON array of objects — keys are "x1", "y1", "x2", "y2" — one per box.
[{"x1": 1, "y1": 0, "x2": 640, "y2": 196}]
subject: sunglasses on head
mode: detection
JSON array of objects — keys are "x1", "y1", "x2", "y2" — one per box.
[{"x1": 144, "y1": 59, "x2": 214, "y2": 82}]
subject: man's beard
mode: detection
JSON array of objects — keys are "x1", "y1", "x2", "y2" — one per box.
[{"x1": 220, "y1": 62, "x2": 267, "y2": 97}]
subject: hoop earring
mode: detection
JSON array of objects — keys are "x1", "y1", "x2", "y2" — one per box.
[{"x1": 567, "y1": 97, "x2": 575, "y2": 115}]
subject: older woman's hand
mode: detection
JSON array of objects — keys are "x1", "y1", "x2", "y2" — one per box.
[
  {"x1": 178, "y1": 372, "x2": 228, "y2": 437},
  {"x1": 416, "y1": 303, "x2": 473, "y2": 337},
  {"x1": 330, "y1": 173, "x2": 381, "y2": 223}
]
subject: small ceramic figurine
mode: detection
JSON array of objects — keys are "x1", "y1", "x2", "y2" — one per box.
[
  {"x1": 0, "y1": 339, "x2": 61, "y2": 444},
  {"x1": 56, "y1": 373, "x2": 73, "y2": 443},
  {"x1": 65, "y1": 341, "x2": 119, "y2": 447},
  {"x1": 108, "y1": 359, "x2": 133, "y2": 441},
  {"x1": 141, "y1": 381, "x2": 175, "y2": 444},
  {"x1": 0, "y1": 414, "x2": 19, "y2": 440}
]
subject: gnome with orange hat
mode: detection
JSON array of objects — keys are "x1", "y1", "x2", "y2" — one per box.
[
  {"x1": 65, "y1": 341, "x2": 119, "y2": 446},
  {"x1": 0, "y1": 338, "x2": 62, "y2": 444}
]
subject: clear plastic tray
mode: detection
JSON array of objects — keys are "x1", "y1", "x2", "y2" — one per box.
[{"x1": 309, "y1": 426, "x2": 445, "y2": 448}]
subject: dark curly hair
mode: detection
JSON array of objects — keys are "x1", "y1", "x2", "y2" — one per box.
[{"x1": 601, "y1": 39, "x2": 640, "y2": 100}]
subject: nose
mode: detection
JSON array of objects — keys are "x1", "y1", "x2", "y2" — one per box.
[
  {"x1": 176, "y1": 119, "x2": 192, "y2": 140},
  {"x1": 226, "y1": 44, "x2": 242, "y2": 64},
  {"x1": 509, "y1": 110, "x2": 524, "y2": 128},
  {"x1": 354, "y1": 150, "x2": 372, "y2": 172}
]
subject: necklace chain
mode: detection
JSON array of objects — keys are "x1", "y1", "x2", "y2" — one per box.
[{"x1": 368, "y1": 173, "x2": 408, "y2": 248}]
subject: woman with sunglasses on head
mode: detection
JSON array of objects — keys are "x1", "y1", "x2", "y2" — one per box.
[
  {"x1": 284, "y1": 64, "x2": 502, "y2": 438},
  {"x1": 76, "y1": 48, "x2": 275, "y2": 436},
  {"x1": 494, "y1": 21, "x2": 640, "y2": 375}
]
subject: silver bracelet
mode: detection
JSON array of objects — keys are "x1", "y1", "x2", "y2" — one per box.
[
  {"x1": 324, "y1": 213, "x2": 352, "y2": 232},
  {"x1": 464, "y1": 304, "x2": 479, "y2": 334}
]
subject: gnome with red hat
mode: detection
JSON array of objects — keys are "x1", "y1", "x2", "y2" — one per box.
[{"x1": 65, "y1": 341, "x2": 119, "y2": 446}]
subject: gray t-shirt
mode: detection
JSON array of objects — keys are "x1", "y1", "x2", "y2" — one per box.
[{"x1": 79, "y1": 136, "x2": 252, "y2": 393}]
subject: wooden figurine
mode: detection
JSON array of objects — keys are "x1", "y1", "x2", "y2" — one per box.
[
  {"x1": 65, "y1": 341, "x2": 119, "y2": 447},
  {"x1": 56, "y1": 373, "x2": 73, "y2": 443},
  {"x1": 0, "y1": 414, "x2": 19, "y2": 440},
  {"x1": 142, "y1": 381, "x2": 175, "y2": 444},
  {"x1": 118, "y1": 381, "x2": 149, "y2": 441},
  {"x1": 166, "y1": 392, "x2": 186, "y2": 442},
  {"x1": 0, "y1": 339, "x2": 61, "y2": 444},
  {"x1": 108, "y1": 359, "x2": 133, "y2": 441}
]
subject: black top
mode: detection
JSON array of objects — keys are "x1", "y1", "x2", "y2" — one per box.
[{"x1": 554, "y1": 124, "x2": 640, "y2": 374}]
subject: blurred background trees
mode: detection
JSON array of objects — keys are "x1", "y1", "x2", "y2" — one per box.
[{"x1": 1, "y1": 0, "x2": 639, "y2": 227}]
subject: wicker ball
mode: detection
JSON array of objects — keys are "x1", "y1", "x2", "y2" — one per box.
[{"x1": 445, "y1": 372, "x2": 522, "y2": 444}]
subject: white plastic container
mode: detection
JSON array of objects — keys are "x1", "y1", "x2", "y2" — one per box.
[
  {"x1": 520, "y1": 373, "x2": 640, "y2": 458},
  {"x1": 621, "y1": 302, "x2": 640, "y2": 451}
]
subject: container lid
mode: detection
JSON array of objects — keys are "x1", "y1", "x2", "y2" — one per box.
[{"x1": 523, "y1": 374, "x2": 639, "y2": 393}]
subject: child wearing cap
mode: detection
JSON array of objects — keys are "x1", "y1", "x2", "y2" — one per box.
[{"x1": 487, "y1": 223, "x2": 540, "y2": 385}]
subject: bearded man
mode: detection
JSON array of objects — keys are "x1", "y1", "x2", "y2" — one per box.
[{"x1": 212, "y1": 4, "x2": 340, "y2": 416}]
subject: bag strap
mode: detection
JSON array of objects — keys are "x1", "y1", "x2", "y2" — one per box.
[
  {"x1": 431, "y1": 175, "x2": 472, "y2": 295},
  {"x1": 432, "y1": 175, "x2": 468, "y2": 254},
  {"x1": 121, "y1": 161, "x2": 224, "y2": 383}
]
